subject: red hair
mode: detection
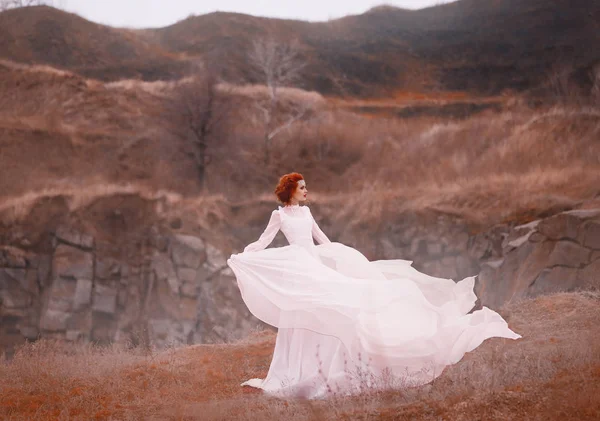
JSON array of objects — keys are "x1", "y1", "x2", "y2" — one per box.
[{"x1": 274, "y1": 172, "x2": 304, "y2": 205}]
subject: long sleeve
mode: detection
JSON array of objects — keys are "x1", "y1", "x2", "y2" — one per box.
[
  {"x1": 243, "y1": 210, "x2": 281, "y2": 252},
  {"x1": 308, "y1": 207, "x2": 331, "y2": 245}
]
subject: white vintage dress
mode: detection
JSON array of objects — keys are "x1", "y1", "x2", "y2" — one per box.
[{"x1": 226, "y1": 204, "x2": 520, "y2": 399}]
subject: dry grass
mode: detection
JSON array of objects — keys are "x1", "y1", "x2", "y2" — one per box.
[
  {"x1": 0, "y1": 180, "x2": 182, "y2": 224},
  {"x1": 0, "y1": 59, "x2": 75, "y2": 77},
  {"x1": 277, "y1": 104, "x2": 600, "y2": 226},
  {"x1": 223, "y1": 83, "x2": 326, "y2": 106},
  {"x1": 2, "y1": 57, "x2": 600, "y2": 229},
  {"x1": 1, "y1": 291, "x2": 599, "y2": 420}
]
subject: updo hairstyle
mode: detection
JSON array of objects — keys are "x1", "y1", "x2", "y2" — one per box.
[{"x1": 274, "y1": 172, "x2": 304, "y2": 205}]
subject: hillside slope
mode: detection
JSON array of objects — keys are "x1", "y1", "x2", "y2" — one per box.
[
  {"x1": 1, "y1": 0, "x2": 598, "y2": 96},
  {"x1": 0, "y1": 6, "x2": 188, "y2": 81}
]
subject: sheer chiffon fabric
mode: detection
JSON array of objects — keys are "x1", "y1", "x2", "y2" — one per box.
[{"x1": 227, "y1": 204, "x2": 521, "y2": 399}]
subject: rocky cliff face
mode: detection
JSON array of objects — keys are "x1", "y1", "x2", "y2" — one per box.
[
  {"x1": 2, "y1": 206, "x2": 599, "y2": 357},
  {"x1": 361, "y1": 208, "x2": 600, "y2": 309},
  {"x1": 476, "y1": 209, "x2": 600, "y2": 309},
  {"x1": 0, "y1": 226, "x2": 257, "y2": 357}
]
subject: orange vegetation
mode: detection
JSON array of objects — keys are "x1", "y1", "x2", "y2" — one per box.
[{"x1": 1, "y1": 292, "x2": 599, "y2": 420}]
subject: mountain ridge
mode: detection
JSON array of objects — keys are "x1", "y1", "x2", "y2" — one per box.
[{"x1": 0, "y1": 1, "x2": 598, "y2": 96}]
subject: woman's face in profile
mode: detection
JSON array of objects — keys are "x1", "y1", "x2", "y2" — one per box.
[{"x1": 292, "y1": 179, "x2": 308, "y2": 203}]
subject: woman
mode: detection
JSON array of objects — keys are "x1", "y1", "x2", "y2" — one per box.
[{"x1": 227, "y1": 172, "x2": 520, "y2": 399}]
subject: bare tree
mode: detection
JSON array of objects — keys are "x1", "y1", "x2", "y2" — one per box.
[
  {"x1": 170, "y1": 64, "x2": 233, "y2": 191},
  {"x1": 248, "y1": 37, "x2": 311, "y2": 164},
  {"x1": 0, "y1": 0, "x2": 52, "y2": 11}
]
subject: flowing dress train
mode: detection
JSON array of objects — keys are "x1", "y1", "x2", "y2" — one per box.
[{"x1": 227, "y1": 204, "x2": 521, "y2": 399}]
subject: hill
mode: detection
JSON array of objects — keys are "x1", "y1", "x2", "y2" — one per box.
[
  {"x1": 1, "y1": 0, "x2": 598, "y2": 96},
  {"x1": 0, "y1": 60, "x2": 201, "y2": 200},
  {"x1": 1, "y1": 291, "x2": 599, "y2": 420},
  {"x1": 0, "y1": 6, "x2": 188, "y2": 81},
  {"x1": 147, "y1": 0, "x2": 600, "y2": 95}
]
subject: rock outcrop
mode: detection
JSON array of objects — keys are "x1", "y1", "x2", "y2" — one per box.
[
  {"x1": 343, "y1": 208, "x2": 600, "y2": 309},
  {"x1": 476, "y1": 209, "x2": 600, "y2": 308},
  {"x1": 0, "y1": 226, "x2": 257, "y2": 356},
  {"x1": 3, "y1": 207, "x2": 600, "y2": 356}
]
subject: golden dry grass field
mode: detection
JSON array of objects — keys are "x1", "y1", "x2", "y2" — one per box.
[{"x1": 1, "y1": 292, "x2": 599, "y2": 420}]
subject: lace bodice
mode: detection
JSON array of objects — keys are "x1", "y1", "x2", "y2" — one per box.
[{"x1": 243, "y1": 205, "x2": 331, "y2": 253}]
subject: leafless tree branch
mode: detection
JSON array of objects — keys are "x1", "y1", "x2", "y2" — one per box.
[
  {"x1": 0, "y1": 0, "x2": 52, "y2": 11},
  {"x1": 168, "y1": 62, "x2": 235, "y2": 191},
  {"x1": 247, "y1": 37, "x2": 313, "y2": 164}
]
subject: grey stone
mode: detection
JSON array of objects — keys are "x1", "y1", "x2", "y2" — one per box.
[
  {"x1": 174, "y1": 234, "x2": 205, "y2": 251},
  {"x1": 451, "y1": 232, "x2": 470, "y2": 252},
  {"x1": 152, "y1": 254, "x2": 179, "y2": 295},
  {"x1": 67, "y1": 309, "x2": 92, "y2": 334},
  {"x1": 117, "y1": 288, "x2": 128, "y2": 308},
  {"x1": 0, "y1": 287, "x2": 31, "y2": 308},
  {"x1": 196, "y1": 271, "x2": 261, "y2": 345},
  {"x1": 24, "y1": 269, "x2": 39, "y2": 294},
  {"x1": 468, "y1": 234, "x2": 491, "y2": 260},
  {"x1": 426, "y1": 242, "x2": 443, "y2": 256},
  {"x1": 95, "y1": 258, "x2": 121, "y2": 280},
  {"x1": 507, "y1": 231, "x2": 534, "y2": 248},
  {"x1": 505, "y1": 225, "x2": 535, "y2": 248},
  {"x1": 563, "y1": 209, "x2": 600, "y2": 219},
  {"x1": 547, "y1": 241, "x2": 591, "y2": 268},
  {"x1": 529, "y1": 267, "x2": 579, "y2": 295},
  {"x1": 19, "y1": 326, "x2": 39, "y2": 340},
  {"x1": 121, "y1": 264, "x2": 130, "y2": 278},
  {"x1": 1, "y1": 268, "x2": 38, "y2": 295},
  {"x1": 181, "y1": 281, "x2": 198, "y2": 298},
  {"x1": 379, "y1": 238, "x2": 397, "y2": 259},
  {"x1": 456, "y1": 255, "x2": 479, "y2": 278},
  {"x1": 481, "y1": 258, "x2": 504, "y2": 269},
  {"x1": 73, "y1": 279, "x2": 93, "y2": 311},
  {"x1": 40, "y1": 309, "x2": 70, "y2": 332},
  {"x1": 53, "y1": 244, "x2": 93, "y2": 279},
  {"x1": 0, "y1": 307, "x2": 28, "y2": 318},
  {"x1": 178, "y1": 297, "x2": 198, "y2": 320},
  {"x1": 91, "y1": 319, "x2": 118, "y2": 342},
  {"x1": 171, "y1": 235, "x2": 207, "y2": 269},
  {"x1": 528, "y1": 232, "x2": 546, "y2": 243},
  {"x1": 55, "y1": 226, "x2": 95, "y2": 250},
  {"x1": 28, "y1": 254, "x2": 41, "y2": 269},
  {"x1": 514, "y1": 219, "x2": 542, "y2": 231},
  {"x1": 66, "y1": 330, "x2": 89, "y2": 341},
  {"x1": 156, "y1": 278, "x2": 182, "y2": 319},
  {"x1": 441, "y1": 256, "x2": 459, "y2": 280},
  {"x1": 149, "y1": 319, "x2": 171, "y2": 340},
  {"x1": 2, "y1": 268, "x2": 26, "y2": 284},
  {"x1": 409, "y1": 238, "x2": 427, "y2": 257},
  {"x1": 153, "y1": 236, "x2": 169, "y2": 252},
  {"x1": 37, "y1": 255, "x2": 52, "y2": 287},
  {"x1": 537, "y1": 214, "x2": 581, "y2": 241},
  {"x1": 47, "y1": 278, "x2": 77, "y2": 312},
  {"x1": 577, "y1": 259, "x2": 600, "y2": 288},
  {"x1": 92, "y1": 284, "x2": 118, "y2": 314},
  {"x1": 177, "y1": 268, "x2": 198, "y2": 283},
  {"x1": 205, "y1": 243, "x2": 227, "y2": 272},
  {"x1": 0, "y1": 246, "x2": 27, "y2": 268},
  {"x1": 181, "y1": 321, "x2": 195, "y2": 338},
  {"x1": 499, "y1": 241, "x2": 554, "y2": 307},
  {"x1": 582, "y1": 221, "x2": 600, "y2": 250}
]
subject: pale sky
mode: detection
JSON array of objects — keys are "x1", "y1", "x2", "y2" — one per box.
[{"x1": 55, "y1": 0, "x2": 453, "y2": 28}]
